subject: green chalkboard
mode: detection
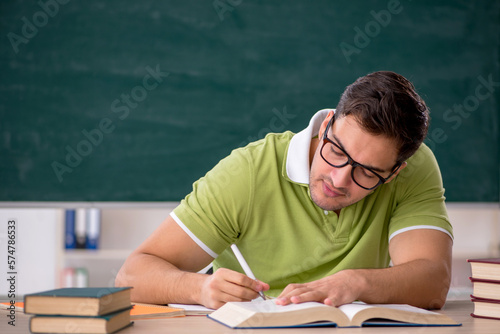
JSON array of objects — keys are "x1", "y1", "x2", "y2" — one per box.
[{"x1": 1, "y1": 0, "x2": 499, "y2": 202}]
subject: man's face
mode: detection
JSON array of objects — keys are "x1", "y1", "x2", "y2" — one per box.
[{"x1": 309, "y1": 113, "x2": 403, "y2": 212}]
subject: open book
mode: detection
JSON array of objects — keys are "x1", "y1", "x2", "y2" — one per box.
[{"x1": 208, "y1": 300, "x2": 460, "y2": 328}]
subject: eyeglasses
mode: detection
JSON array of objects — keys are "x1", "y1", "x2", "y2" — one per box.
[{"x1": 320, "y1": 117, "x2": 402, "y2": 190}]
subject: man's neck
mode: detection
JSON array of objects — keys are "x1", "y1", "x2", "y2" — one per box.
[{"x1": 309, "y1": 137, "x2": 319, "y2": 165}]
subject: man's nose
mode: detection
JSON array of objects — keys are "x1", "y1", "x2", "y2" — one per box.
[{"x1": 331, "y1": 164, "x2": 352, "y2": 188}]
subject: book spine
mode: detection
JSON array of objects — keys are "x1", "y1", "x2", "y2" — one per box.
[
  {"x1": 470, "y1": 313, "x2": 500, "y2": 321},
  {"x1": 75, "y1": 208, "x2": 87, "y2": 249},
  {"x1": 75, "y1": 267, "x2": 89, "y2": 288},
  {"x1": 64, "y1": 209, "x2": 76, "y2": 249},
  {"x1": 61, "y1": 267, "x2": 75, "y2": 288},
  {"x1": 61, "y1": 267, "x2": 89, "y2": 288},
  {"x1": 471, "y1": 296, "x2": 500, "y2": 304},
  {"x1": 469, "y1": 277, "x2": 500, "y2": 284},
  {"x1": 86, "y1": 208, "x2": 101, "y2": 250}
]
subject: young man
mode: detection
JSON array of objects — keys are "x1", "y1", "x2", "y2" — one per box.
[{"x1": 116, "y1": 71, "x2": 453, "y2": 310}]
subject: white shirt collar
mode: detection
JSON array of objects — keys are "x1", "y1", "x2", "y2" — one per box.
[{"x1": 285, "y1": 109, "x2": 333, "y2": 185}]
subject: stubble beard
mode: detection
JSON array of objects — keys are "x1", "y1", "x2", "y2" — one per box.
[{"x1": 309, "y1": 176, "x2": 352, "y2": 212}]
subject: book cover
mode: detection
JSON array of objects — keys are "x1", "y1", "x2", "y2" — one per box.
[
  {"x1": 468, "y1": 258, "x2": 500, "y2": 281},
  {"x1": 24, "y1": 287, "x2": 132, "y2": 316},
  {"x1": 469, "y1": 277, "x2": 500, "y2": 301},
  {"x1": 470, "y1": 277, "x2": 500, "y2": 284},
  {"x1": 471, "y1": 297, "x2": 500, "y2": 320},
  {"x1": 29, "y1": 307, "x2": 132, "y2": 334},
  {"x1": 60, "y1": 267, "x2": 75, "y2": 288},
  {"x1": 468, "y1": 258, "x2": 500, "y2": 265},
  {"x1": 208, "y1": 300, "x2": 460, "y2": 328},
  {"x1": 64, "y1": 209, "x2": 76, "y2": 249},
  {"x1": 86, "y1": 208, "x2": 101, "y2": 249},
  {"x1": 130, "y1": 303, "x2": 185, "y2": 319},
  {"x1": 1, "y1": 301, "x2": 24, "y2": 311},
  {"x1": 75, "y1": 267, "x2": 89, "y2": 288}
]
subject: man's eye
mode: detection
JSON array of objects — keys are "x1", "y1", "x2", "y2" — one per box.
[
  {"x1": 330, "y1": 146, "x2": 344, "y2": 156},
  {"x1": 361, "y1": 168, "x2": 377, "y2": 179}
]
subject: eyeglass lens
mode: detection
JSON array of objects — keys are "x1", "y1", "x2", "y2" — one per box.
[{"x1": 321, "y1": 141, "x2": 380, "y2": 189}]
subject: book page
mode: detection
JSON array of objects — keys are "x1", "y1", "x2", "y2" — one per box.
[
  {"x1": 230, "y1": 299, "x2": 331, "y2": 313},
  {"x1": 169, "y1": 304, "x2": 214, "y2": 313},
  {"x1": 338, "y1": 302, "x2": 439, "y2": 321}
]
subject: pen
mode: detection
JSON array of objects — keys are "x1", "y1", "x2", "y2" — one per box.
[{"x1": 230, "y1": 244, "x2": 266, "y2": 300}]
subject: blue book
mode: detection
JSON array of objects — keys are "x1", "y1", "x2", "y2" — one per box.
[
  {"x1": 86, "y1": 208, "x2": 101, "y2": 249},
  {"x1": 64, "y1": 209, "x2": 76, "y2": 249}
]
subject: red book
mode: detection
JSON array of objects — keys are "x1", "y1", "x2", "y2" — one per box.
[
  {"x1": 471, "y1": 297, "x2": 500, "y2": 321},
  {"x1": 469, "y1": 277, "x2": 500, "y2": 301},
  {"x1": 467, "y1": 258, "x2": 500, "y2": 281}
]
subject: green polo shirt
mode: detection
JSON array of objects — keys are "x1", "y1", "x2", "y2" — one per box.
[{"x1": 172, "y1": 109, "x2": 453, "y2": 297}]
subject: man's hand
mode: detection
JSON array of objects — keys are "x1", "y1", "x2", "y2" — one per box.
[
  {"x1": 199, "y1": 268, "x2": 270, "y2": 309},
  {"x1": 276, "y1": 270, "x2": 360, "y2": 307},
  {"x1": 275, "y1": 230, "x2": 452, "y2": 309}
]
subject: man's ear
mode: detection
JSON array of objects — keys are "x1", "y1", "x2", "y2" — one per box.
[
  {"x1": 318, "y1": 110, "x2": 335, "y2": 138},
  {"x1": 386, "y1": 161, "x2": 407, "y2": 183}
]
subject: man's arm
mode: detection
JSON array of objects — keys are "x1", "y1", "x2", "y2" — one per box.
[
  {"x1": 276, "y1": 229, "x2": 452, "y2": 309},
  {"x1": 115, "y1": 215, "x2": 269, "y2": 309}
]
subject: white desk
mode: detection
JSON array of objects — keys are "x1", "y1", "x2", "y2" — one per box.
[{"x1": 2, "y1": 300, "x2": 498, "y2": 334}]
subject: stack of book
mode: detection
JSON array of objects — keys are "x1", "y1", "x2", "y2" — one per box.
[
  {"x1": 468, "y1": 258, "x2": 500, "y2": 320},
  {"x1": 24, "y1": 287, "x2": 133, "y2": 334}
]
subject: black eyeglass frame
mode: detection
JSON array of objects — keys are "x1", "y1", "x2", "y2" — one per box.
[{"x1": 320, "y1": 117, "x2": 402, "y2": 191}]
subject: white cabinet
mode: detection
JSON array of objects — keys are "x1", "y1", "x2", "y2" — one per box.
[
  {"x1": 0, "y1": 209, "x2": 62, "y2": 297},
  {"x1": 0, "y1": 205, "x2": 173, "y2": 297},
  {"x1": 61, "y1": 206, "x2": 172, "y2": 288}
]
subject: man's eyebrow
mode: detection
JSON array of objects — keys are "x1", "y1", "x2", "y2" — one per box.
[{"x1": 332, "y1": 134, "x2": 389, "y2": 173}]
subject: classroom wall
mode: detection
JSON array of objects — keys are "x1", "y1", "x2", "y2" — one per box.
[
  {"x1": 1, "y1": 0, "x2": 499, "y2": 202},
  {"x1": 1, "y1": 1, "x2": 499, "y2": 302},
  {"x1": 0, "y1": 203, "x2": 498, "y2": 299}
]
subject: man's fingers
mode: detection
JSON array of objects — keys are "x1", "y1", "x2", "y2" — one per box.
[
  {"x1": 219, "y1": 268, "x2": 268, "y2": 294},
  {"x1": 256, "y1": 280, "x2": 270, "y2": 292},
  {"x1": 219, "y1": 279, "x2": 262, "y2": 301},
  {"x1": 324, "y1": 298, "x2": 335, "y2": 306},
  {"x1": 294, "y1": 290, "x2": 326, "y2": 303},
  {"x1": 278, "y1": 283, "x2": 303, "y2": 296},
  {"x1": 276, "y1": 284, "x2": 311, "y2": 305},
  {"x1": 277, "y1": 283, "x2": 336, "y2": 306},
  {"x1": 202, "y1": 268, "x2": 269, "y2": 308}
]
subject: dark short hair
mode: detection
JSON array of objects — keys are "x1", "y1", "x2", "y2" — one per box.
[{"x1": 335, "y1": 71, "x2": 429, "y2": 163}]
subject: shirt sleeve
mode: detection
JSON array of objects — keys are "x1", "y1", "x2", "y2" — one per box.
[
  {"x1": 388, "y1": 144, "x2": 453, "y2": 242},
  {"x1": 172, "y1": 147, "x2": 254, "y2": 257}
]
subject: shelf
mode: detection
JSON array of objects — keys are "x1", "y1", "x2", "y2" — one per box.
[{"x1": 64, "y1": 249, "x2": 132, "y2": 260}]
